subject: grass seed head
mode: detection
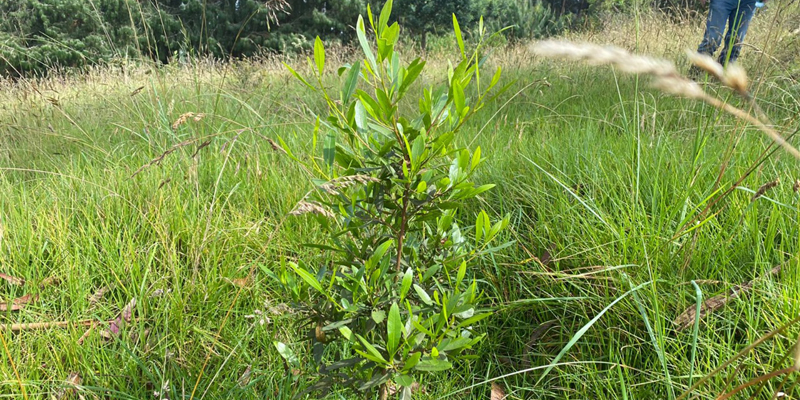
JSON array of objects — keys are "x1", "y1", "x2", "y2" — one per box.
[
  {"x1": 267, "y1": 138, "x2": 287, "y2": 154},
  {"x1": 531, "y1": 41, "x2": 677, "y2": 77},
  {"x1": 752, "y1": 178, "x2": 779, "y2": 201},
  {"x1": 171, "y1": 112, "x2": 205, "y2": 130},
  {"x1": 290, "y1": 201, "x2": 335, "y2": 219},
  {"x1": 319, "y1": 175, "x2": 380, "y2": 195},
  {"x1": 687, "y1": 51, "x2": 724, "y2": 80},
  {"x1": 722, "y1": 64, "x2": 749, "y2": 95},
  {"x1": 651, "y1": 76, "x2": 707, "y2": 100}
]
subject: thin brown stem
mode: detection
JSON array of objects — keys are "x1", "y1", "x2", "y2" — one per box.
[
  {"x1": 396, "y1": 179, "x2": 411, "y2": 273},
  {"x1": 716, "y1": 367, "x2": 797, "y2": 400}
]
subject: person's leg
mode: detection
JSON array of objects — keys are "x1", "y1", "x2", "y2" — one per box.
[
  {"x1": 697, "y1": 0, "x2": 731, "y2": 57},
  {"x1": 718, "y1": 0, "x2": 756, "y2": 65}
]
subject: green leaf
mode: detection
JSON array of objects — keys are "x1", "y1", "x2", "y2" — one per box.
[
  {"x1": 399, "y1": 59, "x2": 425, "y2": 98},
  {"x1": 473, "y1": 184, "x2": 495, "y2": 196},
  {"x1": 322, "y1": 319, "x2": 352, "y2": 331},
  {"x1": 357, "y1": 16, "x2": 377, "y2": 72},
  {"x1": 367, "y1": 239, "x2": 394, "y2": 270},
  {"x1": 354, "y1": 100, "x2": 368, "y2": 131},
  {"x1": 456, "y1": 312, "x2": 494, "y2": 328},
  {"x1": 396, "y1": 374, "x2": 413, "y2": 388},
  {"x1": 379, "y1": 0, "x2": 393, "y2": 32},
  {"x1": 456, "y1": 260, "x2": 467, "y2": 285},
  {"x1": 273, "y1": 342, "x2": 299, "y2": 367},
  {"x1": 488, "y1": 66, "x2": 502, "y2": 91},
  {"x1": 453, "y1": 308, "x2": 474, "y2": 319},
  {"x1": 356, "y1": 334, "x2": 388, "y2": 364},
  {"x1": 339, "y1": 326, "x2": 353, "y2": 341},
  {"x1": 475, "y1": 211, "x2": 486, "y2": 244},
  {"x1": 287, "y1": 262, "x2": 324, "y2": 294},
  {"x1": 388, "y1": 303, "x2": 402, "y2": 354},
  {"x1": 452, "y1": 80, "x2": 465, "y2": 120},
  {"x1": 440, "y1": 337, "x2": 472, "y2": 352},
  {"x1": 323, "y1": 133, "x2": 336, "y2": 171},
  {"x1": 410, "y1": 135, "x2": 425, "y2": 171},
  {"x1": 314, "y1": 36, "x2": 325, "y2": 75},
  {"x1": 400, "y1": 267, "x2": 413, "y2": 300},
  {"x1": 453, "y1": 14, "x2": 465, "y2": 59},
  {"x1": 401, "y1": 386, "x2": 412, "y2": 400},
  {"x1": 471, "y1": 146, "x2": 481, "y2": 171},
  {"x1": 342, "y1": 62, "x2": 361, "y2": 104},
  {"x1": 372, "y1": 309, "x2": 386, "y2": 324},
  {"x1": 402, "y1": 352, "x2": 421, "y2": 372},
  {"x1": 416, "y1": 180, "x2": 427, "y2": 194},
  {"x1": 415, "y1": 357, "x2": 452, "y2": 372},
  {"x1": 359, "y1": 373, "x2": 391, "y2": 391},
  {"x1": 384, "y1": 23, "x2": 400, "y2": 47},
  {"x1": 283, "y1": 63, "x2": 315, "y2": 90},
  {"x1": 413, "y1": 284, "x2": 433, "y2": 306}
]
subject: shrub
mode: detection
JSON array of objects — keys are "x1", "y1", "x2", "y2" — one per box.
[
  {"x1": 267, "y1": 1, "x2": 511, "y2": 397},
  {"x1": 484, "y1": 0, "x2": 571, "y2": 41}
]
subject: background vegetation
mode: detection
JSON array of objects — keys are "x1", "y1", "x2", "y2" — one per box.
[
  {"x1": 0, "y1": 0, "x2": 711, "y2": 78},
  {"x1": 1, "y1": 1, "x2": 800, "y2": 400}
]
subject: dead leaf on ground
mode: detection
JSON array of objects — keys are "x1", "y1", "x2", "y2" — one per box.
[
  {"x1": 0, "y1": 293, "x2": 37, "y2": 311},
  {"x1": 230, "y1": 275, "x2": 252, "y2": 288},
  {"x1": 237, "y1": 365, "x2": 253, "y2": 387},
  {"x1": 39, "y1": 276, "x2": 59, "y2": 288},
  {"x1": 521, "y1": 320, "x2": 557, "y2": 368},
  {"x1": 100, "y1": 298, "x2": 136, "y2": 339},
  {"x1": 387, "y1": 382, "x2": 424, "y2": 395},
  {"x1": 491, "y1": 382, "x2": 506, "y2": 400},
  {"x1": 674, "y1": 265, "x2": 782, "y2": 331},
  {"x1": 150, "y1": 288, "x2": 171, "y2": 298},
  {"x1": 77, "y1": 323, "x2": 96, "y2": 345},
  {"x1": 88, "y1": 286, "x2": 109, "y2": 305},
  {"x1": 0, "y1": 273, "x2": 24, "y2": 286},
  {"x1": 53, "y1": 371, "x2": 82, "y2": 399}
]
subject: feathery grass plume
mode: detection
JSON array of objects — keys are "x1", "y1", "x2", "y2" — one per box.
[
  {"x1": 686, "y1": 51, "x2": 724, "y2": 80},
  {"x1": 721, "y1": 64, "x2": 749, "y2": 95},
  {"x1": 171, "y1": 112, "x2": 205, "y2": 130},
  {"x1": 531, "y1": 40, "x2": 800, "y2": 159},
  {"x1": 751, "y1": 178, "x2": 779, "y2": 201},
  {"x1": 289, "y1": 201, "x2": 335, "y2": 219},
  {"x1": 650, "y1": 76, "x2": 707, "y2": 100},
  {"x1": 532, "y1": 41, "x2": 678, "y2": 77},
  {"x1": 318, "y1": 175, "x2": 381, "y2": 195}
]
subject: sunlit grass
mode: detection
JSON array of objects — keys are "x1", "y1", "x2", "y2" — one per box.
[{"x1": 2, "y1": 9, "x2": 800, "y2": 399}]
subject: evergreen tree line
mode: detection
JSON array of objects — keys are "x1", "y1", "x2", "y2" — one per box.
[{"x1": 0, "y1": 0, "x2": 691, "y2": 77}]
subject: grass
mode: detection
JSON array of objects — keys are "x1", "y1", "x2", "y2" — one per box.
[{"x1": 2, "y1": 7, "x2": 800, "y2": 399}]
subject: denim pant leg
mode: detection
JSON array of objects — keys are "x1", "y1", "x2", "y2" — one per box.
[
  {"x1": 697, "y1": 0, "x2": 731, "y2": 56},
  {"x1": 718, "y1": 1, "x2": 756, "y2": 64}
]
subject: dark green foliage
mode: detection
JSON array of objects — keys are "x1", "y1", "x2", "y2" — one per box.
[
  {"x1": 0, "y1": 0, "x2": 140, "y2": 75},
  {"x1": 483, "y1": 0, "x2": 570, "y2": 40},
  {"x1": 264, "y1": 0, "x2": 368, "y2": 51},
  {"x1": 389, "y1": 0, "x2": 482, "y2": 48},
  {"x1": 0, "y1": 0, "x2": 365, "y2": 76}
]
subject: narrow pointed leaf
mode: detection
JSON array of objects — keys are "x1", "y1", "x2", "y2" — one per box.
[{"x1": 388, "y1": 303, "x2": 402, "y2": 354}]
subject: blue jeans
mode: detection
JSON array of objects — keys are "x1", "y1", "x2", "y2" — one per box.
[{"x1": 697, "y1": 0, "x2": 757, "y2": 65}]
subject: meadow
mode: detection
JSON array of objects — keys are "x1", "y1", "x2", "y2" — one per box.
[{"x1": 1, "y1": 7, "x2": 800, "y2": 399}]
